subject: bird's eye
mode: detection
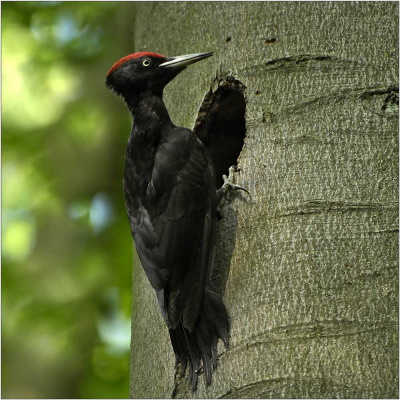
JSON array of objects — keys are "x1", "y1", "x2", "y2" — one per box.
[{"x1": 142, "y1": 59, "x2": 151, "y2": 67}]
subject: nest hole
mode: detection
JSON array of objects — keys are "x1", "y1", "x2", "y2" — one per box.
[{"x1": 194, "y1": 79, "x2": 246, "y2": 188}]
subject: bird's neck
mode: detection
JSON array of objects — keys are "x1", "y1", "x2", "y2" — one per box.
[{"x1": 128, "y1": 90, "x2": 173, "y2": 130}]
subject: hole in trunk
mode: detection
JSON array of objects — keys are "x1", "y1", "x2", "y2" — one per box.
[{"x1": 194, "y1": 78, "x2": 246, "y2": 188}]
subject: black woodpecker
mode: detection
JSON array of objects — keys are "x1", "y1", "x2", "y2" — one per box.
[{"x1": 106, "y1": 51, "x2": 232, "y2": 390}]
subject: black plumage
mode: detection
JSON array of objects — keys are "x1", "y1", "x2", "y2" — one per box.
[{"x1": 106, "y1": 51, "x2": 229, "y2": 390}]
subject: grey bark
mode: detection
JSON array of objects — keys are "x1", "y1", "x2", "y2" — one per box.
[{"x1": 129, "y1": 2, "x2": 398, "y2": 398}]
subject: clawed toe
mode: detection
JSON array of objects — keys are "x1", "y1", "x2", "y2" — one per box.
[{"x1": 217, "y1": 165, "x2": 251, "y2": 204}]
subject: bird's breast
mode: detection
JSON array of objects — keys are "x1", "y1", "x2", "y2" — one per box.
[{"x1": 124, "y1": 129, "x2": 161, "y2": 208}]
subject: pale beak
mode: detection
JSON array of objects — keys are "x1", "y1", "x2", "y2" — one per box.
[{"x1": 159, "y1": 52, "x2": 214, "y2": 68}]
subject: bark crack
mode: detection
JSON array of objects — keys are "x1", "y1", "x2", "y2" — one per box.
[
  {"x1": 279, "y1": 200, "x2": 398, "y2": 217},
  {"x1": 219, "y1": 320, "x2": 398, "y2": 357},
  {"x1": 217, "y1": 376, "x2": 360, "y2": 398}
]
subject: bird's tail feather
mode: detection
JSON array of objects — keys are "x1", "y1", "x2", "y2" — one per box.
[{"x1": 169, "y1": 287, "x2": 229, "y2": 391}]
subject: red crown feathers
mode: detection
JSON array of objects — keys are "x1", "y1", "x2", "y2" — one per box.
[{"x1": 107, "y1": 52, "x2": 165, "y2": 76}]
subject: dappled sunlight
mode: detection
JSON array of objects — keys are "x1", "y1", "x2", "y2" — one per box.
[
  {"x1": 2, "y1": 2, "x2": 134, "y2": 398},
  {"x1": 2, "y1": 27, "x2": 80, "y2": 129},
  {"x1": 2, "y1": 161, "x2": 52, "y2": 210},
  {"x1": 3, "y1": 217, "x2": 36, "y2": 261}
]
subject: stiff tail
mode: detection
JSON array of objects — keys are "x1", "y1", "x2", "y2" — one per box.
[{"x1": 169, "y1": 287, "x2": 229, "y2": 391}]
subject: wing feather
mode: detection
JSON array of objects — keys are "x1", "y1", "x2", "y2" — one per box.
[{"x1": 130, "y1": 128, "x2": 217, "y2": 328}]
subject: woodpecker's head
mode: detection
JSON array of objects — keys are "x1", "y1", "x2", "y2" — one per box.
[{"x1": 106, "y1": 51, "x2": 213, "y2": 99}]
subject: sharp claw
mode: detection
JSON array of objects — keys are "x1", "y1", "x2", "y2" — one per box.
[
  {"x1": 234, "y1": 184, "x2": 251, "y2": 196},
  {"x1": 217, "y1": 165, "x2": 251, "y2": 203}
]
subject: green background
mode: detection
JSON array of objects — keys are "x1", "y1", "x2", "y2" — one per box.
[{"x1": 2, "y1": 2, "x2": 137, "y2": 398}]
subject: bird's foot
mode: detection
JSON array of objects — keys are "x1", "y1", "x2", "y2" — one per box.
[{"x1": 217, "y1": 166, "x2": 251, "y2": 205}]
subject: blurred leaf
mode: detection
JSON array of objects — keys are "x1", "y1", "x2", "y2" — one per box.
[
  {"x1": 2, "y1": 2, "x2": 134, "y2": 398},
  {"x1": 3, "y1": 217, "x2": 36, "y2": 261}
]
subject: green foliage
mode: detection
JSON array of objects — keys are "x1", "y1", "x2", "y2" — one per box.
[{"x1": 2, "y1": 2, "x2": 135, "y2": 398}]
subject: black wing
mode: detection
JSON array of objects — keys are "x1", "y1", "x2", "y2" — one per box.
[{"x1": 127, "y1": 127, "x2": 217, "y2": 331}]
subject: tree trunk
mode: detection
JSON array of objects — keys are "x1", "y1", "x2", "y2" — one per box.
[{"x1": 129, "y1": 2, "x2": 398, "y2": 398}]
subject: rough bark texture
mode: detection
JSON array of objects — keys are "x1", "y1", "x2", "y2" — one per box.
[{"x1": 129, "y1": 2, "x2": 398, "y2": 398}]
